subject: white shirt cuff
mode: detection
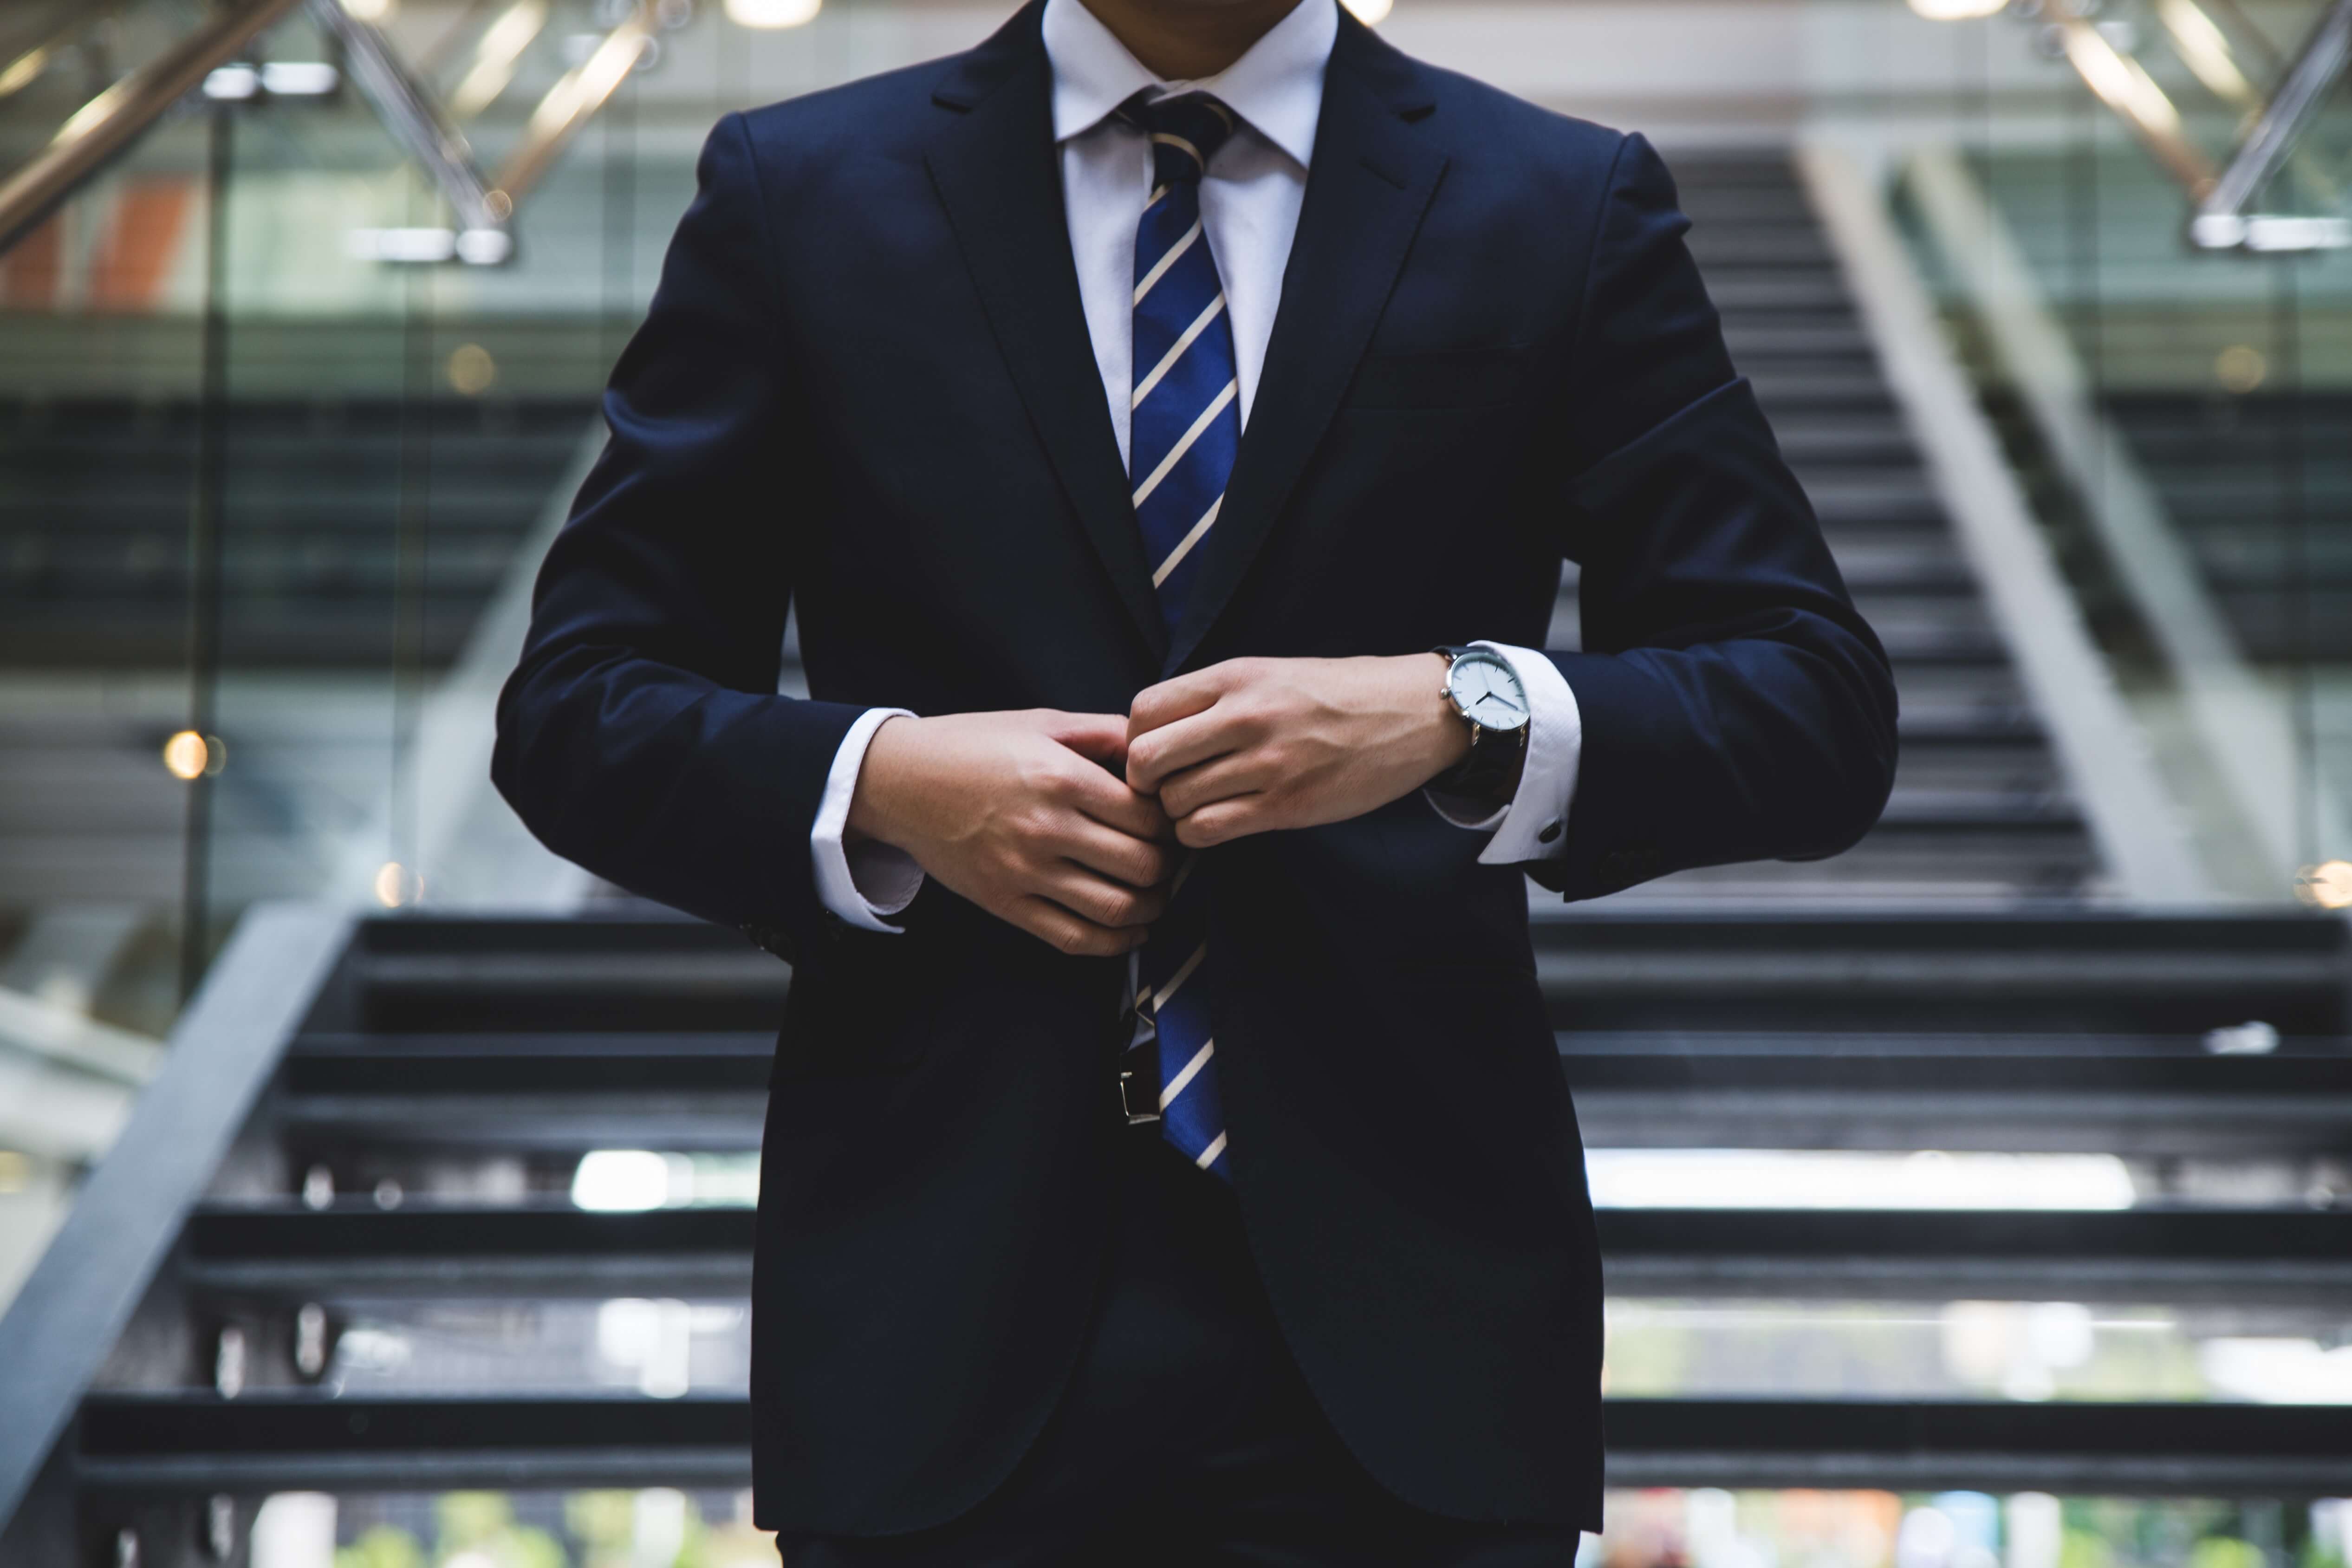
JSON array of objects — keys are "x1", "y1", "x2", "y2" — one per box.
[
  {"x1": 811, "y1": 708, "x2": 923, "y2": 932},
  {"x1": 1423, "y1": 641, "x2": 1583, "y2": 864}
]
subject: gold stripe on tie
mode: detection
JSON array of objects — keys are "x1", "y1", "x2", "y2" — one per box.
[
  {"x1": 1131, "y1": 295, "x2": 1228, "y2": 410},
  {"x1": 1133, "y1": 217, "x2": 1203, "y2": 306},
  {"x1": 1151, "y1": 496, "x2": 1221, "y2": 588},
  {"x1": 1150, "y1": 130, "x2": 1206, "y2": 168},
  {"x1": 1160, "y1": 1037, "x2": 1215, "y2": 1109},
  {"x1": 1131, "y1": 379, "x2": 1237, "y2": 509}
]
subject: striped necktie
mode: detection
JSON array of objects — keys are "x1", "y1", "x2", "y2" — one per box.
[{"x1": 1125, "y1": 91, "x2": 1239, "y2": 1181}]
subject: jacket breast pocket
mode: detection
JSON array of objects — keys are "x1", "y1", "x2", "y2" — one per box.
[{"x1": 1346, "y1": 345, "x2": 1534, "y2": 410}]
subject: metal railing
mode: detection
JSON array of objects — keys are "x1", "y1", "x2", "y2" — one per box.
[
  {"x1": 2190, "y1": 0, "x2": 2352, "y2": 250},
  {"x1": 0, "y1": 0, "x2": 305, "y2": 257},
  {"x1": 2046, "y1": 0, "x2": 2352, "y2": 252},
  {"x1": 307, "y1": 0, "x2": 511, "y2": 261},
  {"x1": 0, "y1": 0, "x2": 664, "y2": 267}
]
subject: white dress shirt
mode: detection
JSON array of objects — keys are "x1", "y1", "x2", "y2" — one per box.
[{"x1": 809, "y1": 0, "x2": 1583, "y2": 931}]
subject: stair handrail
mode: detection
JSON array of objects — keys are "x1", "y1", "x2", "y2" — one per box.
[
  {"x1": 1794, "y1": 141, "x2": 2216, "y2": 906},
  {"x1": 485, "y1": 0, "x2": 659, "y2": 217},
  {"x1": 0, "y1": 0, "x2": 305, "y2": 258},
  {"x1": 0, "y1": 5, "x2": 132, "y2": 105}
]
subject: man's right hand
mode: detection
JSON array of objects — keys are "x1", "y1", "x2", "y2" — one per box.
[{"x1": 845, "y1": 710, "x2": 1176, "y2": 956}]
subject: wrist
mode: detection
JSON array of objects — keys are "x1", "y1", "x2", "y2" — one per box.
[
  {"x1": 845, "y1": 712, "x2": 919, "y2": 848},
  {"x1": 1406, "y1": 652, "x2": 1471, "y2": 781}
]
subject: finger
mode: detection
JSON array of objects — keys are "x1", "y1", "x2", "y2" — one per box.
[
  {"x1": 1127, "y1": 662, "x2": 1245, "y2": 743},
  {"x1": 1038, "y1": 864, "x2": 1169, "y2": 929},
  {"x1": 1175, "y1": 795, "x2": 1267, "y2": 849},
  {"x1": 1157, "y1": 752, "x2": 1274, "y2": 821},
  {"x1": 1014, "y1": 896, "x2": 1152, "y2": 958},
  {"x1": 1059, "y1": 761, "x2": 1174, "y2": 842},
  {"x1": 1039, "y1": 710, "x2": 1132, "y2": 772},
  {"x1": 1127, "y1": 704, "x2": 1252, "y2": 793},
  {"x1": 1052, "y1": 816, "x2": 1177, "y2": 889}
]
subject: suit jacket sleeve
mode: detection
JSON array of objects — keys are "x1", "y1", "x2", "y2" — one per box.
[
  {"x1": 1528, "y1": 133, "x2": 1898, "y2": 900},
  {"x1": 492, "y1": 113, "x2": 866, "y2": 960}
]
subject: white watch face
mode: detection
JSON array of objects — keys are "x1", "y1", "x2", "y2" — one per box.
[{"x1": 1449, "y1": 651, "x2": 1529, "y2": 731}]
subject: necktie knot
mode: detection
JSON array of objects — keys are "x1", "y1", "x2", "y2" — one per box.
[{"x1": 1120, "y1": 91, "x2": 1238, "y2": 189}]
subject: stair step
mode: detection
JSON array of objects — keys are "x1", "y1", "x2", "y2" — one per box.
[
  {"x1": 69, "y1": 1391, "x2": 2352, "y2": 1496},
  {"x1": 171, "y1": 1201, "x2": 2352, "y2": 1301}
]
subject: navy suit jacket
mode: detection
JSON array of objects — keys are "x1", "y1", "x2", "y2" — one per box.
[{"x1": 495, "y1": 0, "x2": 1896, "y2": 1535}]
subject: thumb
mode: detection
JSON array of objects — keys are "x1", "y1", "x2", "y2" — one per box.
[{"x1": 1040, "y1": 710, "x2": 1131, "y2": 771}]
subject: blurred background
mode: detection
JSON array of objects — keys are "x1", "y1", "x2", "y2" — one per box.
[{"x1": 0, "y1": 0, "x2": 2348, "y2": 1562}]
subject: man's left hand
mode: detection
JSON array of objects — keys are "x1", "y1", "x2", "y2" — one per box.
[{"x1": 1126, "y1": 656, "x2": 1471, "y2": 848}]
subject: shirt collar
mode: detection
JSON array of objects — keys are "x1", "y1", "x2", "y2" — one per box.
[{"x1": 1042, "y1": 0, "x2": 1335, "y2": 171}]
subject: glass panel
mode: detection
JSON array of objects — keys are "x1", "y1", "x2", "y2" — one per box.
[
  {"x1": 0, "y1": 0, "x2": 224, "y2": 1007},
  {"x1": 0, "y1": 0, "x2": 228, "y2": 1314},
  {"x1": 200, "y1": 0, "x2": 623, "y2": 956},
  {"x1": 1887, "y1": 0, "x2": 2352, "y2": 905}
]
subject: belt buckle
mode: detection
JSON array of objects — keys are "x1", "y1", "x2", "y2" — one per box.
[{"x1": 1119, "y1": 1061, "x2": 1160, "y2": 1125}]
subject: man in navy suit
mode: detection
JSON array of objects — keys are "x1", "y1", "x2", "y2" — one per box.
[{"x1": 494, "y1": 0, "x2": 1895, "y2": 1554}]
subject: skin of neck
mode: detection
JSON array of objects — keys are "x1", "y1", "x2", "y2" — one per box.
[{"x1": 1077, "y1": 0, "x2": 1308, "y2": 83}]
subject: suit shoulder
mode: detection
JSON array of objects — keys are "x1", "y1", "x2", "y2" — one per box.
[
  {"x1": 1413, "y1": 61, "x2": 1628, "y2": 176},
  {"x1": 731, "y1": 50, "x2": 963, "y2": 163}
]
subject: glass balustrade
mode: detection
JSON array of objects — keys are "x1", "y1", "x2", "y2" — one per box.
[{"x1": 1879, "y1": 0, "x2": 2352, "y2": 908}]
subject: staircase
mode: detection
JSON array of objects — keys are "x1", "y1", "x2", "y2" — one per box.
[
  {"x1": 9, "y1": 154, "x2": 2352, "y2": 1565},
  {"x1": 0, "y1": 395, "x2": 596, "y2": 919},
  {"x1": 1575, "y1": 153, "x2": 2101, "y2": 904},
  {"x1": 2109, "y1": 390, "x2": 2352, "y2": 664},
  {"x1": 6, "y1": 903, "x2": 2351, "y2": 1561},
  {"x1": 0, "y1": 396, "x2": 594, "y2": 670}
]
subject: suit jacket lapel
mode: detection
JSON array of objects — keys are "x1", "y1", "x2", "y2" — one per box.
[
  {"x1": 1161, "y1": 14, "x2": 1447, "y2": 676},
  {"x1": 925, "y1": 2, "x2": 1168, "y2": 665}
]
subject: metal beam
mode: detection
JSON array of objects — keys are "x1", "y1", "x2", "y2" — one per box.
[{"x1": 304, "y1": 0, "x2": 509, "y2": 254}]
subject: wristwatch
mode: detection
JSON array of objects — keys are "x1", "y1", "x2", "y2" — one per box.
[{"x1": 1430, "y1": 645, "x2": 1530, "y2": 805}]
